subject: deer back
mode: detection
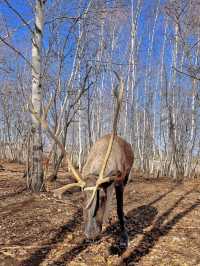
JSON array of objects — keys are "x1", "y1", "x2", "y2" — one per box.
[{"x1": 82, "y1": 134, "x2": 134, "y2": 182}]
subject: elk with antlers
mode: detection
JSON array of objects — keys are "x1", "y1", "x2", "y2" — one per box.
[{"x1": 29, "y1": 75, "x2": 134, "y2": 248}]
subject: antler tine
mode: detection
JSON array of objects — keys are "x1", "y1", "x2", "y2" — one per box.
[
  {"x1": 99, "y1": 77, "x2": 124, "y2": 179},
  {"x1": 53, "y1": 183, "x2": 84, "y2": 199},
  {"x1": 86, "y1": 74, "x2": 124, "y2": 209},
  {"x1": 28, "y1": 100, "x2": 86, "y2": 197}
]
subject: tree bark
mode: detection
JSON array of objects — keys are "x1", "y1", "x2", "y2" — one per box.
[{"x1": 30, "y1": 0, "x2": 45, "y2": 192}]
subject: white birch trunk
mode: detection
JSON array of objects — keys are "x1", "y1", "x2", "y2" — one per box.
[
  {"x1": 169, "y1": 23, "x2": 179, "y2": 178},
  {"x1": 30, "y1": 0, "x2": 45, "y2": 191},
  {"x1": 142, "y1": 1, "x2": 159, "y2": 172},
  {"x1": 159, "y1": 20, "x2": 168, "y2": 176},
  {"x1": 185, "y1": 40, "x2": 199, "y2": 177},
  {"x1": 78, "y1": 13, "x2": 82, "y2": 171},
  {"x1": 127, "y1": 0, "x2": 141, "y2": 143}
]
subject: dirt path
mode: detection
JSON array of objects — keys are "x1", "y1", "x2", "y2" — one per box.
[{"x1": 0, "y1": 163, "x2": 200, "y2": 265}]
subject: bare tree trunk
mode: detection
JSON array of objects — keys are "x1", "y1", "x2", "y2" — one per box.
[
  {"x1": 158, "y1": 19, "x2": 168, "y2": 176},
  {"x1": 87, "y1": 88, "x2": 92, "y2": 148},
  {"x1": 169, "y1": 23, "x2": 179, "y2": 179},
  {"x1": 129, "y1": 0, "x2": 141, "y2": 144},
  {"x1": 26, "y1": 130, "x2": 31, "y2": 187},
  {"x1": 30, "y1": 0, "x2": 45, "y2": 192},
  {"x1": 78, "y1": 11, "x2": 83, "y2": 171},
  {"x1": 142, "y1": 1, "x2": 160, "y2": 172}
]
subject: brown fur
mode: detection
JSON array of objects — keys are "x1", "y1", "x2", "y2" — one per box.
[{"x1": 82, "y1": 134, "x2": 134, "y2": 183}]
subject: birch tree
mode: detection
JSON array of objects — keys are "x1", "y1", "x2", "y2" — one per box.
[{"x1": 29, "y1": 0, "x2": 46, "y2": 191}]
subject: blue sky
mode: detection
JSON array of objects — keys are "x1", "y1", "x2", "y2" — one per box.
[{"x1": 0, "y1": 0, "x2": 194, "y2": 95}]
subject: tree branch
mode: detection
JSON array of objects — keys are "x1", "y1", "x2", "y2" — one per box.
[
  {"x1": 172, "y1": 66, "x2": 200, "y2": 81},
  {"x1": 0, "y1": 35, "x2": 35, "y2": 71},
  {"x1": 3, "y1": 0, "x2": 34, "y2": 35}
]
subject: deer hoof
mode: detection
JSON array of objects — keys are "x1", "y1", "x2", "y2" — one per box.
[{"x1": 119, "y1": 230, "x2": 129, "y2": 249}]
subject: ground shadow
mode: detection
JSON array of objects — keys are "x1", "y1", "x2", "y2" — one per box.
[
  {"x1": 0, "y1": 187, "x2": 26, "y2": 200},
  {"x1": 21, "y1": 187, "x2": 177, "y2": 265},
  {"x1": 21, "y1": 208, "x2": 82, "y2": 266},
  {"x1": 108, "y1": 204, "x2": 158, "y2": 255},
  {"x1": 119, "y1": 188, "x2": 199, "y2": 265},
  {"x1": 49, "y1": 204, "x2": 158, "y2": 265},
  {"x1": 47, "y1": 186, "x2": 192, "y2": 265}
]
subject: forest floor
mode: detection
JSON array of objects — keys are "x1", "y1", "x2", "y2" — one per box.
[{"x1": 0, "y1": 162, "x2": 200, "y2": 266}]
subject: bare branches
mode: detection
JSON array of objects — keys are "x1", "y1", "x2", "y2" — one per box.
[
  {"x1": 45, "y1": 15, "x2": 80, "y2": 25},
  {"x1": 173, "y1": 66, "x2": 200, "y2": 81},
  {"x1": 3, "y1": 0, "x2": 34, "y2": 35},
  {"x1": 28, "y1": 99, "x2": 86, "y2": 194},
  {"x1": 0, "y1": 35, "x2": 34, "y2": 70}
]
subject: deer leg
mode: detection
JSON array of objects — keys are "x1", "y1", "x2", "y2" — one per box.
[
  {"x1": 123, "y1": 174, "x2": 130, "y2": 186},
  {"x1": 115, "y1": 182, "x2": 128, "y2": 248}
]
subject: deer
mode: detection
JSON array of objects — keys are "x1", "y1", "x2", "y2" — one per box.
[
  {"x1": 81, "y1": 134, "x2": 133, "y2": 245},
  {"x1": 29, "y1": 74, "x2": 134, "y2": 248}
]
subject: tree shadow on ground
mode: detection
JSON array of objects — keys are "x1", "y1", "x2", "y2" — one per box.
[
  {"x1": 46, "y1": 204, "x2": 158, "y2": 266},
  {"x1": 48, "y1": 187, "x2": 178, "y2": 265},
  {"x1": 108, "y1": 186, "x2": 179, "y2": 255},
  {"x1": 119, "y1": 188, "x2": 199, "y2": 265},
  {"x1": 21, "y1": 208, "x2": 82, "y2": 266},
  {"x1": 20, "y1": 186, "x2": 177, "y2": 266},
  {"x1": 0, "y1": 187, "x2": 26, "y2": 200}
]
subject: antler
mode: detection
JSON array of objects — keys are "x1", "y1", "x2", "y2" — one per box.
[
  {"x1": 29, "y1": 72, "x2": 124, "y2": 202},
  {"x1": 85, "y1": 74, "x2": 124, "y2": 209},
  {"x1": 28, "y1": 97, "x2": 86, "y2": 199}
]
